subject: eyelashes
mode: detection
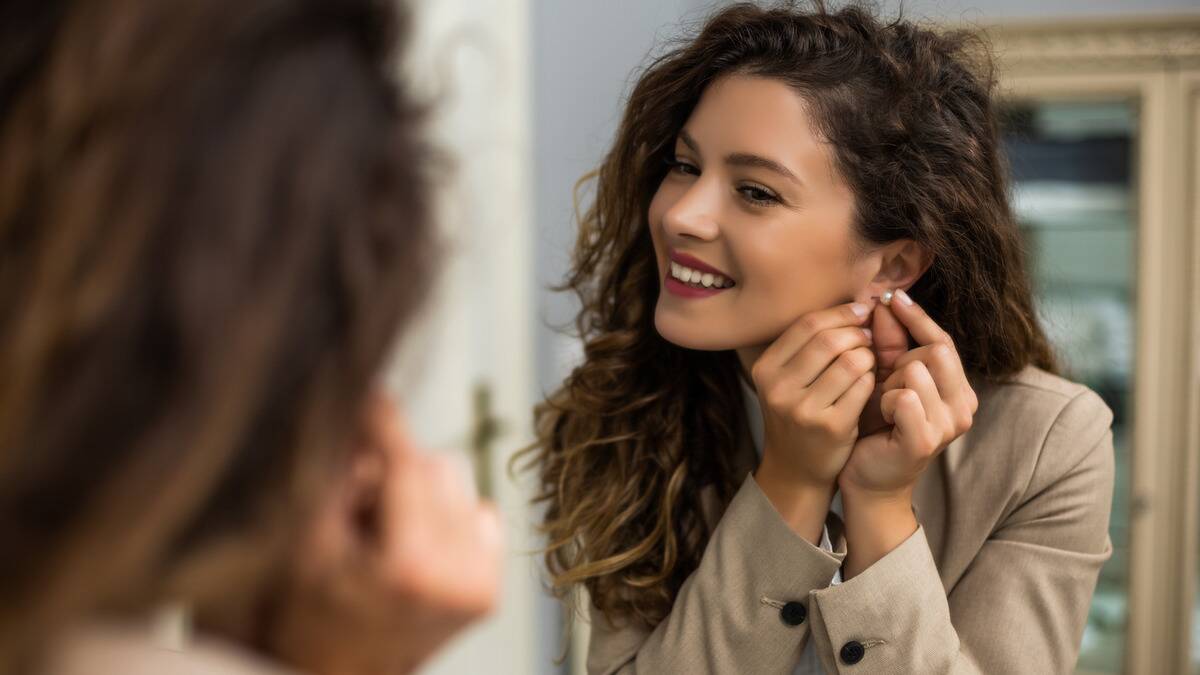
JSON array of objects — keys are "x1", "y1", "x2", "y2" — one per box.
[
  {"x1": 737, "y1": 184, "x2": 780, "y2": 206},
  {"x1": 664, "y1": 155, "x2": 699, "y2": 176}
]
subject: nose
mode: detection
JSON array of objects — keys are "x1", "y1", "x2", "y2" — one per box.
[{"x1": 662, "y1": 179, "x2": 720, "y2": 242}]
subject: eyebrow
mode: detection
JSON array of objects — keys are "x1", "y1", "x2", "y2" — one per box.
[{"x1": 678, "y1": 129, "x2": 803, "y2": 186}]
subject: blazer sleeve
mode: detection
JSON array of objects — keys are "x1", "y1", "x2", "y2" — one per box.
[
  {"x1": 586, "y1": 471, "x2": 846, "y2": 675},
  {"x1": 804, "y1": 388, "x2": 1116, "y2": 674}
]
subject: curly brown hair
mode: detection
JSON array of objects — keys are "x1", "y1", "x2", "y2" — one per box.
[
  {"x1": 0, "y1": 0, "x2": 435, "y2": 670},
  {"x1": 520, "y1": 1, "x2": 1059, "y2": 629}
]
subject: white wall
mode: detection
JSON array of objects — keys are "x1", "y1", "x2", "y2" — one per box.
[{"x1": 531, "y1": 0, "x2": 716, "y2": 397}]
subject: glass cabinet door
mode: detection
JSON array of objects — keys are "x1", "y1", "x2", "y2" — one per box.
[{"x1": 998, "y1": 100, "x2": 1138, "y2": 674}]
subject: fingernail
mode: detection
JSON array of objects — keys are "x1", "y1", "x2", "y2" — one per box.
[
  {"x1": 862, "y1": 328, "x2": 873, "y2": 341},
  {"x1": 850, "y1": 302, "x2": 870, "y2": 317},
  {"x1": 896, "y1": 289, "x2": 913, "y2": 306}
]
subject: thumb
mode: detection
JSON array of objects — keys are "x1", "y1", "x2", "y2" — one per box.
[{"x1": 871, "y1": 303, "x2": 910, "y2": 381}]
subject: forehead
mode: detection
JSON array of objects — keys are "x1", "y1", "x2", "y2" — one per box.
[{"x1": 682, "y1": 74, "x2": 838, "y2": 185}]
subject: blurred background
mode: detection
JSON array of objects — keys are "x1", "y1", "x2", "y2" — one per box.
[{"x1": 390, "y1": 1, "x2": 1200, "y2": 673}]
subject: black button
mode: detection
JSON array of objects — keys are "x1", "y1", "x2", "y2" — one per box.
[
  {"x1": 840, "y1": 640, "x2": 865, "y2": 664},
  {"x1": 779, "y1": 601, "x2": 807, "y2": 626}
]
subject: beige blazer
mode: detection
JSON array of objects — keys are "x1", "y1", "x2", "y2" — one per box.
[{"x1": 587, "y1": 365, "x2": 1115, "y2": 675}]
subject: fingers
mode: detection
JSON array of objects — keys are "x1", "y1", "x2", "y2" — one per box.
[
  {"x1": 832, "y1": 370, "x2": 875, "y2": 418},
  {"x1": 444, "y1": 453, "x2": 480, "y2": 502},
  {"x1": 783, "y1": 326, "x2": 874, "y2": 388},
  {"x1": 379, "y1": 450, "x2": 500, "y2": 606},
  {"x1": 753, "y1": 326, "x2": 872, "y2": 409},
  {"x1": 870, "y1": 302, "x2": 910, "y2": 381},
  {"x1": 838, "y1": 291, "x2": 978, "y2": 498},
  {"x1": 475, "y1": 502, "x2": 503, "y2": 556},
  {"x1": 885, "y1": 344, "x2": 961, "y2": 390},
  {"x1": 881, "y1": 343, "x2": 976, "y2": 437},
  {"x1": 454, "y1": 501, "x2": 504, "y2": 615},
  {"x1": 899, "y1": 361, "x2": 941, "y2": 427},
  {"x1": 880, "y1": 361, "x2": 964, "y2": 455},
  {"x1": 410, "y1": 453, "x2": 478, "y2": 513},
  {"x1": 884, "y1": 289, "x2": 953, "y2": 348},
  {"x1": 886, "y1": 388, "x2": 930, "y2": 455},
  {"x1": 754, "y1": 302, "x2": 872, "y2": 377},
  {"x1": 806, "y1": 345, "x2": 875, "y2": 408}
]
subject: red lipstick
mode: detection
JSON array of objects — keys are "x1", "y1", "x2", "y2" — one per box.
[
  {"x1": 668, "y1": 250, "x2": 731, "y2": 279},
  {"x1": 663, "y1": 248, "x2": 736, "y2": 299}
]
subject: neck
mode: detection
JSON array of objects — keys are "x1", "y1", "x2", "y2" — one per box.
[{"x1": 734, "y1": 345, "x2": 767, "y2": 389}]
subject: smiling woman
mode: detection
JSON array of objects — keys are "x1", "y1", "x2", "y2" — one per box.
[
  {"x1": 518, "y1": 2, "x2": 1114, "y2": 674},
  {"x1": 650, "y1": 74, "x2": 864, "y2": 353}
]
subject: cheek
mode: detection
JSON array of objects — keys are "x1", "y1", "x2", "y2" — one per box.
[{"x1": 740, "y1": 227, "x2": 857, "y2": 310}]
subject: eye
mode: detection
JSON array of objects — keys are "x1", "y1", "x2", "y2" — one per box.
[
  {"x1": 738, "y1": 184, "x2": 780, "y2": 206},
  {"x1": 665, "y1": 155, "x2": 699, "y2": 176}
]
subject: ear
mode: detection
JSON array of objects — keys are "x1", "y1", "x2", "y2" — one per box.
[
  {"x1": 269, "y1": 393, "x2": 394, "y2": 671},
  {"x1": 296, "y1": 392, "x2": 396, "y2": 574},
  {"x1": 863, "y1": 239, "x2": 933, "y2": 299}
]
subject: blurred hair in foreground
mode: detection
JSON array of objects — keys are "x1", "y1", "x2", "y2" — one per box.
[{"x1": 0, "y1": 0, "x2": 437, "y2": 671}]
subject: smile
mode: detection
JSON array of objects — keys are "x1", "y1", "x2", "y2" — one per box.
[
  {"x1": 663, "y1": 250, "x2": 736, "y2": 299},
  {"x1": 669, "y1": 262, "x2": 734, "y2": 289}
]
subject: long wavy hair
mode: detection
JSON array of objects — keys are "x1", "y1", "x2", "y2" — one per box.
[
  {"x1": 521, "y1": 1, "x2": 1059, "y2": 629},
  {"x1": 0, "y1": 0, "x2": 434, "y2": 671}
]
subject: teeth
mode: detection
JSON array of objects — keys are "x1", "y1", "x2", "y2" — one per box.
[{"x1": 669, "y1": 261, "x2": 734, "y2": 289}]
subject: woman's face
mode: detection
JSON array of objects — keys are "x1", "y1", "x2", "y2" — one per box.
[{"x1": 649, "y1": 74, "x2": 880, "y2": 352}]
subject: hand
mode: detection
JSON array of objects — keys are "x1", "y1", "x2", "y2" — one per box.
[
  {"x1": 749, "y1": 302, "x2": 877, "y2": 541},
  {"x1": 839, "y1": 289, "x2": 978, "y2": 497},
  {"x1": 273, "y1": 391, "x2": 503, "y2": 675},
  {"x1": 855, "y1": 291, "x2": 917, "y2": 439},
  {"x1": 751, "y1": 301, "x2": 878, "y2": 489}
]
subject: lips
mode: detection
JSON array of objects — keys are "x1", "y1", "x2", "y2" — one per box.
[
  {"x1": 668, "y1": 250, "x2": 732, "y2": 280},
  {"x1": 662, "y1": 248, "x2": 736, "y2": 299}
]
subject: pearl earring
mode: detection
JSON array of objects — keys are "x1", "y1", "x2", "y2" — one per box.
[{"x1": 880, "y1": 289, "x2": 895, "y2": 306}]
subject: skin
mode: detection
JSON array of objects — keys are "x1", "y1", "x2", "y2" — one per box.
[
  {"x1": 274, "y1": 391, "x2": 503, "y2": 674},
  {"x1": 650, "y1": 74, "x2": 868, "y2": 354},
  {"x1": 648, "y1": 74, "x2": 978, "y2": 579}
]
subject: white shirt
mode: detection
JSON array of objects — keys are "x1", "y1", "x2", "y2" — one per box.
[{"x1": 740, "y1": 376, "x2": 842, "y2": 675}]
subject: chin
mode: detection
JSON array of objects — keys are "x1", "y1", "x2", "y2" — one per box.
[{"x1": 653, "y1": 304, "x2": 743, "y2": 351}]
